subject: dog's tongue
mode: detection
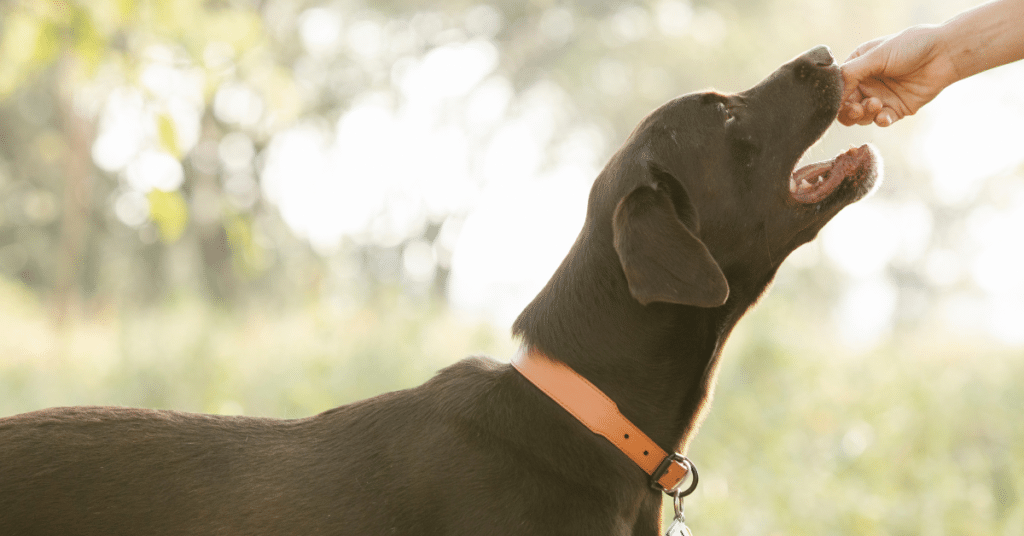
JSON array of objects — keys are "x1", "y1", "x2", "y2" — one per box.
[{"x1": 790, "y1": 145, "x2": 874, "y2": 204}]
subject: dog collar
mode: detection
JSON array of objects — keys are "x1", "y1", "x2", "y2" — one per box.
[{"x1": 511, "y1": 347, "x2": 698, "y2": 496}]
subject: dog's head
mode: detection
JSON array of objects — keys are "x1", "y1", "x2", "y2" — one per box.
[{"x1": 604, "y1": 45, "x2": 880, "y2": 308}]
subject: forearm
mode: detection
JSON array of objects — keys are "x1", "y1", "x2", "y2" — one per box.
[{"x1": 938, "y1": 0, "x2": 1024, "y2": 81}]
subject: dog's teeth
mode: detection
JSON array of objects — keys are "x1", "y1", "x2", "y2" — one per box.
[
  {"x1": 815, "y1": 175, "x2": 824, "y2": 184},
  {"x1": 797, "y1": 178, "x2": 814, "y2": 193}
]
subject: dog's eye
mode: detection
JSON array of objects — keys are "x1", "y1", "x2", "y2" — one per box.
[{"x1": 719, "y1": 103, "x2": 737, "y2": 123}]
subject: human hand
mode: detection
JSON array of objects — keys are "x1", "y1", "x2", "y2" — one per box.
[{"x1": 838, "y1": 25, "x2": 959, "y2": 126}]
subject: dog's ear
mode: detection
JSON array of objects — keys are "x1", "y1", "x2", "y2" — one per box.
[{"x1": 612, "y1": 179, "x2": 729, "y2": 307}]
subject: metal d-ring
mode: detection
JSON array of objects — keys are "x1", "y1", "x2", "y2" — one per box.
[
  {"x1": 671, "y1": 457, "x2": 699, "y2": 498},
  {"x1": 670, "y1": 458, "x2": 698, "y2": 525}
]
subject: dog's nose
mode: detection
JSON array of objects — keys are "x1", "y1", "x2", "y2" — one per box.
[{"x1": 806, "y1": 45, "x2": 835, "y2": 67}]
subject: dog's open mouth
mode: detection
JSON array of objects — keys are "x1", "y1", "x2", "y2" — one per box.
[{"x1": 789, "y1": 144, "x2": 880, "y2": 204}]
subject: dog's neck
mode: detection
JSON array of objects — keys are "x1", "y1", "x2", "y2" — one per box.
[{"x1": 512, "y1": 225, "x2": 758, "y2": 454}]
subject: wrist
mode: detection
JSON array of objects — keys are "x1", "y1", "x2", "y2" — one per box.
[
  {"x1": 936, "y1": 17, "x2": 980, "y2": 82},
  {"x1": 928, "y1": 22, "x2": 970, "y2": 86},
  {"x1": 937, "y1": 0, "x2": 1024, "y2": 82}
]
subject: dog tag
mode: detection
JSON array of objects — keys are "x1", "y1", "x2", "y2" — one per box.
[{"x1": 664, "y1": 516, "x2": 693, "y2": 536}]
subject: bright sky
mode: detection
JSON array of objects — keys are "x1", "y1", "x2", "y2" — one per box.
[
  {"x1": 83, "y1": 11, "x2": 1024, "y2": 349},
  {"x1": 257, "y1": 38, "x2": 603, "y2": 327}
]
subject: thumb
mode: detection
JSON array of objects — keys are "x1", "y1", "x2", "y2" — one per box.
[
  {"x1": 840, "y1": 53, "x2": 879, "y2": 103},
  {"x1": 840, "y1": 38, "x2": 888, "y2": 102}
]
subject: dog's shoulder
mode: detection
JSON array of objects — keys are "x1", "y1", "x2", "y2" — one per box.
[
  {"x1": 414, "y1": 355, "x2": 515, "y2": 408},
  {"x1": 432, "y1": 354, "x2": 508, "y2": 383}
]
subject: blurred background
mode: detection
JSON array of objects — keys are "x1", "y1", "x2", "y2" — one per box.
[{"x1": 1, "y1": 0, "x2": 1022, "y2": 533}]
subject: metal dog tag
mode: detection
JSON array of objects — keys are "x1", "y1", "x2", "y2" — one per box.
[
  {"x1": 664, "y1": 516, "x2": 693, "y2": 536},
  {"x1": 664, "y1": 492, "x2": 694, "y2": 536}
]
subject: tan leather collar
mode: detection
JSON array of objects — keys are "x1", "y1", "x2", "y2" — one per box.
[{"x1": 511, "y1": 347, "x2": 695, "y2": 495}]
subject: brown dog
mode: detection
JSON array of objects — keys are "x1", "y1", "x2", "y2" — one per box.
[{"x1": 0, "y1": 46, "x2": 878, "y2": 535}]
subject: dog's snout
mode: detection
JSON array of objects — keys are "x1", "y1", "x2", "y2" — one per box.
[{"x1": 805, "y1": 45, "x2": 835, "y2": 67}]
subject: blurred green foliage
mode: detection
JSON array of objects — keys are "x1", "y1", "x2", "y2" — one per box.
[
  {"x1": 687, "y1": 301, "x2": 1024, "y2": 535},
  {"x1": 0, "y1": 276, "x2": 513, "y2": 417}
]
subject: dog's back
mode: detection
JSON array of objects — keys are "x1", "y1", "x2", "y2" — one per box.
[
  {"x1": 0, "y1": 357, "x2": 601, "y2": 536},
  {"x1": 2, "y1": 404, "x2": 347, "y2": 534},
  {"x1": 2, "y1": 380, "x2": 432, "y2": 534}
]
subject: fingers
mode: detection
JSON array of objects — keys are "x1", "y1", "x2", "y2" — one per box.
[
  {"x1": 840, "y1": 68, "x2": 861, "y2": 104},
  {"x1": 875, "y1": 108, "x2": 897, "y2": 127},
  {"x1": 840, "y1": 54, "x2": 878, "y2": 104},
  {"x1": 838, "y1": 97, "x2": 899, "y2": 127},
  {"x1": 837, "y1": 101, "x2": 863, "y2": 126},
  {"x1": 839, "y1": 36, "x2": 888, "y2": 103},
  {"x1": 838, "y1": 41, "x2": 904, "y2": 128},
  {"x1": 858, "y1": 97, "x2": 883, "y2": 126}
]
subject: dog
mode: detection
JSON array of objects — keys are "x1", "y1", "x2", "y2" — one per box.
[{"x1": 0, "y1": 45, "x2": 879, "y2": 535}]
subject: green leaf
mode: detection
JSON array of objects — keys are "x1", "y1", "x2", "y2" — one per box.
[
  {"x1": 67, "y1": 4, "x2": 107, "y2": 74},
  {"x1": 156, "y1": 114, "x2": 180, "y2": 157},
  {"x1": 0, "y1": 12, "x2": 45, "y2": 98},
  {"x1": 147, "y1": 189, "x2": 188, "y2": 243},
  {"x1": 225, "y1": 212, "x2": 265, "y2": 277}
]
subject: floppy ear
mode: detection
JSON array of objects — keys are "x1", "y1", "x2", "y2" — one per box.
[{"x1": 612, "y1": 181, "x2": 729, "y2": 307}]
